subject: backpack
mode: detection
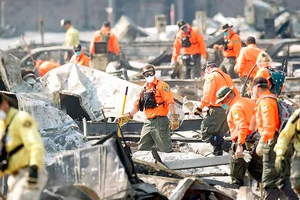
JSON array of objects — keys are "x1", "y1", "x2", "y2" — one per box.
[
  {"x1": 267, "y1": 68, "x2": 285, "y2": 96},
  {"x1": 263, "y1": 95, "x2": 294, "y2": 132}
]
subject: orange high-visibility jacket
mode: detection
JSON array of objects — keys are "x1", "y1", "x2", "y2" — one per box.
[
  {"x1": 70, "y1": 53, "x2": 90, "y2": 67},
  {"x1": 199, "y1": 68, "x2": 240, "y2": 109},
  {"x1": 36, "y1": 60, "x2": 61, "y2": 76},
  {"x1": 89, "y1": 26, "x2": 120, "y2": 54},
  {"x1": 235, "y1": 44, "x2": 262, "y2": 78},
  {"x1": 171, "y1": 26, "x2": 207, "y2": 62},
  {"x1": 227, "y1": 96, "x2": 255, "y2": 144},
  {"x1": 223, "y1": 30, "x2": 242, "y2": 58},
  {"x1": 255, "y1": 91, "x2": 280, "y2": 142},
  {"x1": 133, "y1": 78, "x2": 175, "y2": 119}
]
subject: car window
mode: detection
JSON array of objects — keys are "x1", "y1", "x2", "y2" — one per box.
[
  {"x1": 36, "y1": 50, "x2": 61, "y2": 64},
  {"x1": 60, "y1": 50, "x2": 73, "y2": 64},
  {"x1": 276, "y1": 44, "x2": 288, "y2": 57},
  {"x1": 289, "y1": 44, "x2": 300, "y2": 57}
]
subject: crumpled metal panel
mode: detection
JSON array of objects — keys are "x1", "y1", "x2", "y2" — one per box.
[
  {"x1": 46, "y1": 138, "x2": 129, "y2": 199},
  {"x1": 39, "y1": 63, "x2": 147, "y2": 121}
]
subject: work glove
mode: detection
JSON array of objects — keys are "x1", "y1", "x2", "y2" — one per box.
[
  {"x1": 275, "y1": 155, "x2": 285, "y2": 172},
  {"x1": 116, "y1": 112, "x2": 133, "y2": 125},
  {"x1": 193, "y1": 107, "x2": 202, "y2": 115},
  {"x1": 26, "y1": 165, "x2": 38, "y2": 184},
  {"x1": 255, "y1": 138, "x2": 264, "y2": 157},
  {"x1": 213, "y1": 44, "x2": 220, "y2": 50},
  {"x1": 200, "y1": 57, "x2": 206, "y2": 66},
  {"x1": 235, "y1": 144, "x2": 244, "y2": 158},
  {"x1": 169, "y1": 114, "x2": 180, "y2": 130},
  {"x1": 170, "y1": 61, "x2": 178, "y2": 69}
]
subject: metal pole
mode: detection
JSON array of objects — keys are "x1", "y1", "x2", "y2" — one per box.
[
  {"x1": 39, "y1": 18, "x2": 44, "y2": 46},
  {"x1": 1, "y1": 0, "x2": 5, "y2": 29},
  {"x1": 83, "y1": 0, "x2": 89, "y2": 29}
]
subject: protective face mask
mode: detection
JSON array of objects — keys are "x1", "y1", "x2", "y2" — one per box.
[
  {"x1": 222, "y1": 104, "x2": 228, "y2": 110},
  {"x1": 145, "y1": 75, "x2": 155, "y2": 83},
  {"x1": 75, "y1": 51, "x2": 81, "y2": 56},
  {"x1": 223, "y1": 31, "x2": 229, "y2": 37},
  {"x1": 0, "y1": 110, "x2": 6, "y2": 121}
]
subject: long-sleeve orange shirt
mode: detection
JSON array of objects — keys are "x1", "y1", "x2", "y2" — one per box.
[
  {"x1": 199, "y1": 68, "x2": 239, "y2": 109},
  {"x1": 134, "y1": 78, "x2": 175, "y2": 119},
  {"x1": 227, "y1": 96, "x2": 256, "y2": 144},
  {"x1": 171, "y1": 26, "x2": 207, "y2": 62},
  {"x1": 223, "y1": 30, "x2": 242, "y2": 58},
  {"x1": 89, "y1": 26, "x2": 120, "y2": 54},
  {"x1": 235, "y1": 44, "x2": 262, "y2": 78},
  {"x1": 255, "y1": 91, "x2": 280, "y2": 142}
]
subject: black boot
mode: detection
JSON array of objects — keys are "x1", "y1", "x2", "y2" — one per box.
[{"x1": 211, "y1": 135, "x2": 231, "y2": 156}]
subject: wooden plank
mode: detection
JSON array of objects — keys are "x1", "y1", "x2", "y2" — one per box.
[{"x1": 164, "y1": 155, "x2": 230, "y2": 170}]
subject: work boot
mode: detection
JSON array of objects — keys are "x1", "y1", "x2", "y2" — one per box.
[{"x1": 213, "y1": 145, "x2": 223, "y2": 156}]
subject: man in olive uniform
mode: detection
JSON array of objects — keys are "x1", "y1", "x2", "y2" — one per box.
[
  {"x1": 193, "y1": 62, "x2": 239, "y2": 155},
  {"x1": 118, "y1": 65, "x2": 179, "y2": 152},
  {"x1": 0, "y1": 94, "x2": 47, "y2": 200},
  {"x1": 274, "y1": 109, "x2": 300, "y2": 196}
]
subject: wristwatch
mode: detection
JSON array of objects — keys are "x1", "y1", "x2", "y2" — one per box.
[{"x1": 238, "y1": 143, "x2": 243, "y2": 147}]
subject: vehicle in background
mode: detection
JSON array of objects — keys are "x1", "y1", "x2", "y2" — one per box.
[{"x1": 20, "y1": 46, "x2": 90, "y2": 69}]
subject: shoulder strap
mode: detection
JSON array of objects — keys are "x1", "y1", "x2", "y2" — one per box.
[
  {"x1": 213, "y1": 70, "x2": 229, "y2": 86},
  {"x1": 2, "y1": 113, "x2": 24, "y2": 157},
  {"x1": 2, "y1": 113, "x2": 18, "y2": 142}
]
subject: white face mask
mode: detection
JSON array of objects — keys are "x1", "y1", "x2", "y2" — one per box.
[
  {"x1": 0, "y1": 110, "x2": 6, "y2": 121},
  {"x1": 145, "y1": 75, "x2": 155, "y2": 83}
]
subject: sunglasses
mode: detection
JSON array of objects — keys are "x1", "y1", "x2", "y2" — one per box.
[
  {"x1": 142, "y1": 70, "x2": 155, "y2": 77},
  {"x1": 74, "y1": 50, "x2": 80, "y2": 52}
]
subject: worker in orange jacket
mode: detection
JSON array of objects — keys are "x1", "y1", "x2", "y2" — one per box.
[
  {"x1": 70, "y1": 44, "x2": 90, "y2": 67},
  {"x1": 214, "y1": 24, "x2": 242, "y2": 79},
  {"x1": 253, "y1": 77, "x2": 297, "y2": 200},
  {"x1": 89, "y1": 21, "x2": 120, "y2": 62},
  {"x1": 193, "y1": 62, "x2": 239, "y2": 156},
  {"x1": 235, "y1": 36, "x2": 262, "y2": 81},
  {"x1": 253, "y1": 51, "x2": 284, "y2": 95},
  {"x1": 117, "y1": 65, "x2": 179, "y2": 152},
  {"x1": 171, "y1": 20, "x2": 207, "y2": 79},
  {"x1": 35, "y1": 59, "x2": 61, "y2": 77},
  {"x1": 216, "y1": 86, "x2": 256, "y2": 187}
]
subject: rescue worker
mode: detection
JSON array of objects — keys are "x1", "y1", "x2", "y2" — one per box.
[
  {"x1": 69, "y1": 44, "x2": 90, "y2": 67},
  {"x1": 274, "y1": 109, "x2": 300, "y2": 196},
  {"x1": 171, "y1": 20, "x2": 207, "y2": 79},
  {"x1": 216, "y1": 86, "x2": 256, "y2": 187},
  {"x1": 61, "y1": 19, "x2": 80, "y2": 47},
  {"x1": 214, "y1": 23, "x2": 242, "y2": 79},
  {"x1": 253, "y1": 51, "x2": 273, "y2": 87},
  {"x1": 253, "y1": 51, "x2": 284, "y2": 96},
  {"x1": 193, "y1": 62, "x2": 239, "y2": 155},
  {"x1": 235, "y1": 36, "x2": 262, "y2": 82},
  {"x1": 253, "y1": 77, "x2": 298, "y2": 200},
  {"x1": 0, "y1": 94, "x2": 47, "y2": 200},
  {"x1": 118, "y1": 65, "x2": 179, "y2": 152},
  {"x1": 89, "y1": 21, "x2": 120, "y2": 62},
  {"x1": 35, "y1": 59, "x2": 61, "y2": 77}
]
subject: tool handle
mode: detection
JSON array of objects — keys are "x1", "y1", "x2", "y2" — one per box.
[{"x1": 118, "y1": 86, "x2": 128, "y2": 137}]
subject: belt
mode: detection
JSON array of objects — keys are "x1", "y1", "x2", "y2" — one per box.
[
  {"x1": 11, "y1": 166, "x2": 28, "y2": 176},
  {"x1": 147, "y1": 116, "x2": 165, "y2": 120},
  {"x1": 225, "y1": 56, "x2": 236, "y2": 59}
]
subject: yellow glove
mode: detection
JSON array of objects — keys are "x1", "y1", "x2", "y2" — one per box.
[
  {"x1": 275, "y1": 155, "x2": 285, "y2": 172},
  {"x1": 117, "y1": 112, "x2": 132, "y2": 125},
  {"x1": 169, "y1": 114, "x2": 180, "y2": 130},
  {"x1": 255, "y1": 138, "x2": 264, "y2": 157}
]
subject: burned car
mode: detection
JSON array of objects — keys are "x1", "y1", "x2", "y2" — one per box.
[{"x1": 20, "y1": 46, "x2": 90, "y2": 69}]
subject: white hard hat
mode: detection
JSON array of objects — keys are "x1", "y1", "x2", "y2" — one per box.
[{"x1": 60, "y1": 19, "x2": 65, "y2": 27}]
